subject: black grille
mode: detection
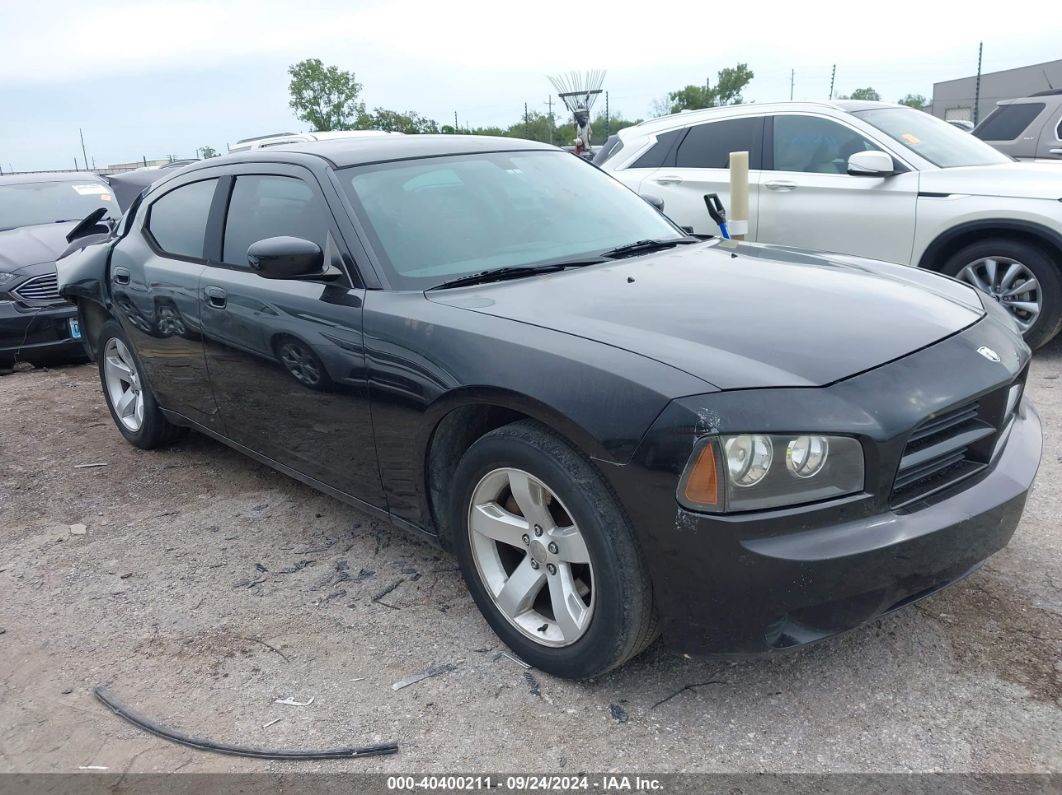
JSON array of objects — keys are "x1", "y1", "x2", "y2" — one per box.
[
  {"x1": 13, "y1": 273, "x2": 62, "y2": 302},
  {"x1": 890, "y1": 379, "x2": 1019, "y2": 509}
]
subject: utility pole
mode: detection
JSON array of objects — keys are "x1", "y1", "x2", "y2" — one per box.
[
  {"x1": 546, "y1": 96, "x2": 554, "y2": 145},
  {"x1": 79, "y1": 128, "x2": 88, "y2": 172},
  {"x1": 524, "y1": 102, "x2": 529, "y2": 138},
  {"x1": 828, "y1": 64, "x2": 836, "y2": 100},
  {"x1": 454, "y1": 110, "x2": 459, "y2": 132},
  {"x1": 605, "y1": 90, "x2": 610, "y2": 137},
  {"x1": 973, "y1": 41, "x2": 984, "y2": 125},
  {"x1": 790, "y1": 69, "x2": 795, "y2": 100}
]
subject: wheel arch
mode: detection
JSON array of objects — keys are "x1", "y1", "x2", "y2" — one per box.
[
  {"x1": 918, "y1": 219, "x2": 1062, "y2": 272},
  {"x1": 419, "y1": 388, "x2": 617, "y2": 550}
]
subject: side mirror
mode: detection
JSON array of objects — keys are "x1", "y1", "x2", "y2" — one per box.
[
  {"x1": 247, "y1": 236, "x2": 324, "y2": 279},
  {"x1": 640, "y1": 193, "x2": 665, "y2": 212},
  {"x1": 847, "y1": 150, "x2": 896, "y2": 177}
]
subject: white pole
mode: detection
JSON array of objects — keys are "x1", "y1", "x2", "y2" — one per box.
[{"x1": 728, "y1": 151, "x2": 749, "y2": 240}]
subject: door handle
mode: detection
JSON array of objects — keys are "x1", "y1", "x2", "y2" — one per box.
[
  {"x1": 112, "y1": 267, "x2": 130, "y2": 285},
  {"x1": 764, "y1": 180, "x2": 797, "y2": 191},
  {"x1": 204, "y1": 286, "x2": 227, "y2": 308},
  {"x1": 1050, "y1": 148, "x2": 1062, "y2": 155},
  {"x1": 654, "y1": 175, "x2": 684, "y2": 185}
]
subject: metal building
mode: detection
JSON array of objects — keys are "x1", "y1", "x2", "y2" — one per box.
[{"x1": 931, "y1": 58, "x2": 1062, "y2": 125}]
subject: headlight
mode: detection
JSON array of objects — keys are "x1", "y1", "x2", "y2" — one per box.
[
  {"x1": 0, "y1": 272, "x2": 16, "y2": 285},
  {"x1": 679, "y1": 434, "x2": 864, "y2": 513}
]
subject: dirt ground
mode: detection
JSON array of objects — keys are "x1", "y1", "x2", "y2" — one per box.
[{"x1": 0, "y1": 339, "x2": 1060, "y2": 776}]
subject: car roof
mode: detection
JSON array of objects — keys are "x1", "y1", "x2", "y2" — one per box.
[
  {"x1": 0, "y1": 171, "x2": 107, "y2": 186},
  {"x1": 184, "y1": 134, "x2": 559, "y2": 173},
  {"x1": 620, "y1": 100, "x2": 906, "y2": 135}
]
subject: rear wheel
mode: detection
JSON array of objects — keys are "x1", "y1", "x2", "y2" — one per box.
[
  {"x1": 98, "y1": 320, "x2": 186, "y2": 449},
  {"x1": 452, "y1": 420, "x2": 657, "y2": 679},
  {"x1": 941, "y1": 238, "x2": 1062, "y2": 350}
]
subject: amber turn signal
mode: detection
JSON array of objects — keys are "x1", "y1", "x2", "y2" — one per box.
[{"x1": 683, "y1": 443, "x2": 719, "y2": 507}]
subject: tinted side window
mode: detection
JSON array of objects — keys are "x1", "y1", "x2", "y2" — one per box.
[
  {"x1": 146, "y1": 179, "x2": 218, "y2": 259},
  {"x1": 772, "y1": 115, "x2": 880, "y2": 174},
  {"x1": 592, "y1": 135, "x2": 623, "y2": 166},
  {"x1": 222, "y1": 175, "x2": 327, "y2": 266},
  {"x1": 675, "y1": 117, "x2": 762, "y2": 169},
  {"x1": 974, "y1": 103, "x2": 1045, "y2": 141},
  {"x1": 631, "y1": 129, "x2": 683, "y2": 168}
]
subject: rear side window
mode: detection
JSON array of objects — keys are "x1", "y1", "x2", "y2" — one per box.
[
  {"x1": 222, "y1": 175, "x2": 328, "y2": 266},
  {"x1": 675, "y1": 117, "x2": 763, "y2": 169},
  {"x1": 146, "y1": 179, "x2": 218, "y2": 259},
  {"x1": 974, "y1": 103, "x2": 1045, "y2": 141},
  {"x1": 631, "y1": 129, "x2": 684, "y2": 168}
]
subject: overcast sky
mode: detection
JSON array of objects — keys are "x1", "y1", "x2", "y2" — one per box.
[{"x1": 2, "y1": 0, "x2": 1060, "y2": 172}]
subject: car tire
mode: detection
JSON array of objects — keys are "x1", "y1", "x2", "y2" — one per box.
[
  {"x1": 940, "y1": 238, "x2": 1062, "y2": 350},
  {"x1": 451, "y1": 419, "x2": 658, "y2": 679},
  {"x1": 97, "y1": 319, "x2": 187, "y2": 449}
]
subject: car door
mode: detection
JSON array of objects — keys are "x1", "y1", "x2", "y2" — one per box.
[
  {"x1": 755, "y1": 113, "x2": 918, "y2": 264},
  {"x1": 108, "y1": 176, "x2": 222, "y2": 430},
  {"x1": 198, "y1": 166, "x2": 385, "y2": 507},
  {"x1": 642, "y1": 116, "x2": 765, "y2": 236}
]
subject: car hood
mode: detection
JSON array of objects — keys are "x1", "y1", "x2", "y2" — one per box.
[
  {"x1": 919, "y1": 161, "x2": 1062, "y2": 200},
  {"x1": 427, "y1": 241, "x2": 985, "y2": 389},
  {"x1": 0, "y1": 222, "x2": 75, "y2": 273}
]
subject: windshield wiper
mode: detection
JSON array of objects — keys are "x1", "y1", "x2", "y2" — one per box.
[
  {"x1": 428, "y1": 257, "x2": 606, "y2": 290},
  {"x1": 600, "y1": 237, "x2": 700, "y2": 258}
]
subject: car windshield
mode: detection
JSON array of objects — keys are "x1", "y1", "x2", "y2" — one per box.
[
  {"x1": 339, "y1": 149, "x2": 685, "y2": 290},
  {"x1": 854, "y1": 107, "x2": 1011, "y2": 168},
  {"x1": 0, "y1": 179, "x2": 118, "y2": 232}
]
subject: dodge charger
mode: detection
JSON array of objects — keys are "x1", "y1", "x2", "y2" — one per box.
[{"x1": 57, "y1": 136, "x2": 1043, "y2": 679}]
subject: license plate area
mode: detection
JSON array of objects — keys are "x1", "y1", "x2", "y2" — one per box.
[{"x1": 68, "y1": 318, "x2": 82, "y2": 339}]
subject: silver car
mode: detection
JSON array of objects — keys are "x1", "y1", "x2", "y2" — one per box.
[{"x1": 974, "y1": 89, "x2": 1062, "y2": 162}]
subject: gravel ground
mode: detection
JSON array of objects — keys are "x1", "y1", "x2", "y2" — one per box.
[{"x1": 0, "y1": 339, "x2": 1060, "y2": 775}]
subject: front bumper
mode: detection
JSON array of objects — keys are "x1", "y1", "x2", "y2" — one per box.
[
  {"x1": 0, "y1": 300, "x2": 84, "y2": 362},
  {"x1": 675, "y1": 400, "x2": 1040, "y2": 654}
]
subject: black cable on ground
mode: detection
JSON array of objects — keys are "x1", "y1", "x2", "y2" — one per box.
[{"x1": 94, "y1": 686, "x2": 398, "y2": 760}]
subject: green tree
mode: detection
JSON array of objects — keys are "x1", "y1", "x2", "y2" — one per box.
[
  {"x1": 198, "y1": 146, "x2": 220, "y2": 158},
  {"x1": 653, "y1": 63, "x2": 755, "y2": 115},
  {"x1": 898, "y1": 93, "x2": 927, "y2": 109},
  {"x1": 841, "y1": 87, "x2": 881, "y2": 101},
  {"x1": 287, "y1": 58, "x2": 365, "y2": 131},
  {"x1": 362, "y1": 108, "x2": 439, "y2": 134},
  {"x1": 591, "y1": 111, "x2": 642, "y2": 144}
]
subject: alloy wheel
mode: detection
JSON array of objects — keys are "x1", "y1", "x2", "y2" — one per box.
[
  {"x1": 278, "y1": 341, "x2": 322, "y2": 387},
  {"x1": 103, "y1": 337, "x2": 145, "y2": 432},
  {"x1": 468, "y1": 468, "x2": 594, "y2": 647},
  {"x1": 957, "y1": 256, "x2": 1042, "y2": 332}
]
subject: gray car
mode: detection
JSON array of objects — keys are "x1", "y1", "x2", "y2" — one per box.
[{"x1": 974, "y1": 89, "x2": 1062, "y2": 162}]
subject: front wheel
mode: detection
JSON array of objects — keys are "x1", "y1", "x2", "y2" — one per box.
[
  {"x1": 97, "y1": 319, "x2": 186, "y2": 449},
  {"x1": 941, "y1": 238, "x2": 1062, "y2": 350},
  {"x1": 452, "y1": 420, "x2": 657, "y2": 679}
]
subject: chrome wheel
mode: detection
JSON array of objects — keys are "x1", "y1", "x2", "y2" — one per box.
[
  {"x1": 957, "y1": 256, "x2": 1042, "y2": 332},
  {"x1": 103, "y1": 337, "x2": 144, "y2": 432},
  {"x1": 278, "y1": 341, "x2": 322, "y2": 387},
  {"x1": 468, "y1": 468, "x2": 594, "y2": 647}
]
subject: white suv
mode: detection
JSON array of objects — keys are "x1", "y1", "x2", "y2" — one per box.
[{"x1": 599, "y1": 101, "x2": 1062, "y2": 348}]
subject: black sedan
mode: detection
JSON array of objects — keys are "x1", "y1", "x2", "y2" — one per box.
[
  {"x1": 0, "y1": 172, "x2": 119, "y2": 368},
  {"x1": 57, "y1": 136, "x2": 1042, "y2": 679}
]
